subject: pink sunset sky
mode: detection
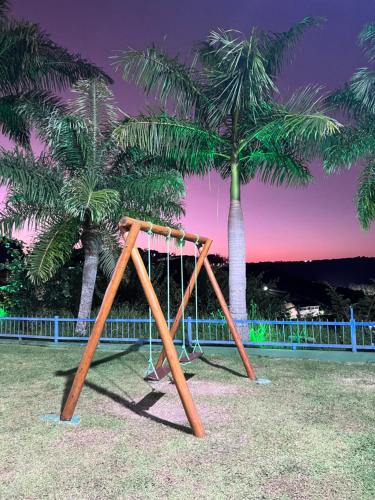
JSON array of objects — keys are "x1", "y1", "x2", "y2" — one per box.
[{"x1": 1, "y1": 0, "x2": 374, "y2": 262}]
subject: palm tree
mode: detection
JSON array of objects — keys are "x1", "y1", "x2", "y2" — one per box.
[
  {"x1": 0, "y1": 79, "x2": 185, "y2": 329},
  {"x1": 323, "y1": 23, "x2": 375, "y2": 229},
  {"x1": 0, "y1": 0, "x2": 110, "y2": 146},
  {"x1": 113, "y1": 19, "x2": 341, "y2": 336}
]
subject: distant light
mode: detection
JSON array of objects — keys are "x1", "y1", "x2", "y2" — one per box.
[{"x1": 263, "y1": 286, "x2": 268, "y2": 291}]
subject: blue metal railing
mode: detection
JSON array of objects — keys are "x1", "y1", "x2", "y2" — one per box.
[{"x1": 0, "y1": 313, "x2": 374, "y2": 352}]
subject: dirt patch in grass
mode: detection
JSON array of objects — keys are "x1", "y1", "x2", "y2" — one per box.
[
  {"x1": 338, "y1": 375, "x2": 375, "y2": 391},
  {"x1": 262, "y1": 474, "x2": 309, "y2": 499},
  {"x1": 0, "y1": 468, "x2": 16, "y2": 483},
  {"x1": 56, "y1": 428, "x2": 118, "y2": 449},
  {"x1": 341, "y1": 421, "x2": 367, "y2": 434},
  {"x1": 102, "y1": 390, "x2": 231, "y2": 427},
  {"x1": 146, "y1": 399, "x2": 229, "y2": 426},
  {"x1": 99, "y1": 378, "x2": 240, "y2": 429},
  {"x1": 261, "y1": 473, "x2": 354, "y2": 500},
  {"x1": 149, "y1": 378, "x2": 243, "y2": 396}
]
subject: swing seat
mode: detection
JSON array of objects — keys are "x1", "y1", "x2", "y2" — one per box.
[
  {"x1": 145, "y1": 351, "x2": 204, "y2": 382},
  {"x1": 180, "y1": 351, "x2": 204, "y2": 364},
  {"x1": 144, "y1": 363, "x2": 171, "y2": 382}
]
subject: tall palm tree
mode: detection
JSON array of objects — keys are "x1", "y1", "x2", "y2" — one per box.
[
  {"x1": 0, "y1": 0, "x2": 111, "y2": 146},
  {"x1": 0, "y1": 79, "x2": 185, "y2": 328},
  {"x1": 323, "y1": 23, "x2": 375, "y2": 229},
  {"x1": 113, "y1": 19, "x2": 341, "y2": 336}
]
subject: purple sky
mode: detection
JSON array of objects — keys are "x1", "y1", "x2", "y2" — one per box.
[{"x1": 3, "y1": 0, "x2": 375, "y2": 261}]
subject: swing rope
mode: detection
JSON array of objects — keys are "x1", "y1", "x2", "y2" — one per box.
[
  {"x1": 159, "y1": 228, "x2": 173, "y2": 369},
  {"x1": 145, "y1": 223, "x2": 158, "y2": 379},
  {"x1": 166, "y1": 228, "x2": 172, "y2": 330},
  {"x1": 193, "y1": 236, "x2": 203, "y2": 353},
  {"x1": 179, "y1": 231, "x2": 190, "y2": 363}
]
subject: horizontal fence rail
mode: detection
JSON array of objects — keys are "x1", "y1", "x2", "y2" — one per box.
[{"x1": 0, "y1": 315, "x2": 374, "y2": 352}]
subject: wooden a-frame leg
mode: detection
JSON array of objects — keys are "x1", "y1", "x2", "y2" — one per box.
[
  {"x1": 131, "y1": 247, "x2": 205, "y2": 438},
  {"x1": 60, "y1": 223, "x2": 141, "y2": 421},
  {"x1": 155, "y1": 239, "x2": 212, "y2": 369},
  {"x1": 203, "y1": 257, "x2": 257, "y2": 380}
]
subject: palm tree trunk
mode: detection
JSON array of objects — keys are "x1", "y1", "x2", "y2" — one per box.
[
  {"x1": 75, "y1": 230, "x2": 100, "y2": 335},
  {"x1": 228, "y1": 158, "x2": 248, "y2": 340}
]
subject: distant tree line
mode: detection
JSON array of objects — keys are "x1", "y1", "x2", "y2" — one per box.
[{"x1": 1, "y1": 236, "x2": 373, "y2": 321}]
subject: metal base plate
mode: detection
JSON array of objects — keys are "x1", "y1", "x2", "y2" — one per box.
[
  {"x1": 256, "y1": 378, "x2": 272, "y2": 385},
  {"x1": 40, "y1": 414, "x2": 81, "y2": 425}
]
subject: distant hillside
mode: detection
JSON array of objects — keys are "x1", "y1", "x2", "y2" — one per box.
[
  {"x1": 142, "y1": 252, "x2": 374, "y2": 307},
  {"x1": 247, "y1": 257, "x2": 375, "y2": 288},
  {"x1": 246, "y1": 257, "x2": 375, "y2": 307}
]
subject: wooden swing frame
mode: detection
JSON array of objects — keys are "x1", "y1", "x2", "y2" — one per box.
[{"x1": 60, "y1": 216, "x2": 257, "y2": 438}]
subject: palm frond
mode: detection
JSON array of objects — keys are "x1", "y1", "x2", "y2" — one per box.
[
  {"x1": 27, "y1": 217, "x2": 79, "y2": 284},
  {"x1": 113, "y1": 113, "x2": 225, "y2": 173},
  {"x1": 99, "y1": 228, "x2": 121, "y2": 279},
  {"x1": 0, "y1": 90, "x2": 63, "y2": 145},
  {"x1": 0, "y1": 19, "x2": 111, "y2": 94},
  {"x1": 61, "y1": 173, "x2": 120, "y2": 223},
  {"x1": 359, "y1": 23, "x2": 375, "y2": 62},
  {"x1": 241, "y1": 149, "x2": 312, "y2": 186},
  {"x1": 0, "y1": 0, "x2": 9, "y2": 20},
  {"x1": 356, "y1": 159, "x2": 375, "y2": 229},
  {"x1": 350, "y1": 68, "x2": 375, "y2": 115},
  {"x1": 122, "y1": 166, "x2": 185, "y2": 201},
  {"x1": 326, "y1": 84, "x2": 369, "y2": 120},
  {"x1": 200, "y1": 29, "x2": 275, "y2": 125},
  {"x1": 127, "y1": 170, "x2": 185, "y2": 220},
  {"x1": 71, "y1": 79, "x2": 119, "y2": 131},
  {"x1": 42, "y1": 113, "x2": 90, "y2": 169},
  {"x1": 254, "y1": 86, "x2": 342, "y2": 157},
  {"x1": 69, "y1": 79, "x2": 120, "y2": 169},
  {"x1": 0, "y1": 95, "x2": 30, "y2": 145},
  {"x1": 285, "y1": 85, "x2": 330, "y2": 114},
  {"x1": 0, "y1": 149, "x2": 63, "y2": 206},
  {"x1": 323, "y1": 126, "x2": 374, "y2": 172},
  {"x1": 0, "y1": 201, "x2": 57, "y2": 235},
  {"x1": 262, "y1": 17, "x2": 325, "y2": 77},
  {"x1": 15, "y1": 89, "x2": 64, "y2": 129},
  {"x1": 113, "y1": 47, "x2": 200, "y2": 117}
]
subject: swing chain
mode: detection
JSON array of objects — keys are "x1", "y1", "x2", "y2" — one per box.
[
  {"x1": 145, "y1": 223, "x2": 158, "y2": 379},
  {"x1": 179, "y1": 230, "x2": 185, "y2": 245},
  {"x1": 179, "y1": 230, "x2": 191, "y2": 364},
  {"x1": 193, "y1": 236, "x2": 203, "y2": 354},
  {"x1": 166, "y1": 228, "x2": 172, "y2": 331}
]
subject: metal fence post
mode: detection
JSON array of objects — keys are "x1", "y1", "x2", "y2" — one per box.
[
  {"x1": 350, "y1": 307, "x2": 357, "y2": 353},
  {"x1": 54, "y1": 316, "x2": 59, "y2": 343},
  {"x1": 187, "y1": 316, "x2": 193, "y2": 347}
]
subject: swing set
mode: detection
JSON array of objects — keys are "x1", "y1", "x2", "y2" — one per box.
[{"x1": 60, "y1": 217, "x2": 257, "y2": 438}]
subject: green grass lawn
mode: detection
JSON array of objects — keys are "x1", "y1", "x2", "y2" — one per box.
[{"x1": 0, "y1": 343, "x2": 374, "y2": 499}]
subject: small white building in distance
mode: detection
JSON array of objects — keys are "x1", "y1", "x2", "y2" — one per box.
[{"x1": 285, "y1": 303, "x2": 323, "y2": 319}]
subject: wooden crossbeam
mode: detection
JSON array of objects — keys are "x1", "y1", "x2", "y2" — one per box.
[{"x1": 119, "y1": 216, "x2": 210, "y2": 244}]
